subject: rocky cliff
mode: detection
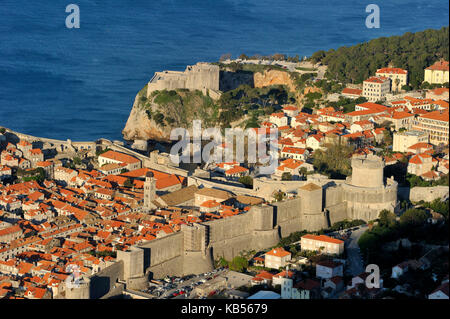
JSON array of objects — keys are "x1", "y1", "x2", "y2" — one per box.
[
  {"x1": 122, "y1": 93, "x2": 170, "y2": 141},
  {"x1": 122, "y1": 68, "x2": 301, "y2": 142},
  {"x1": 122, "y1": 87, "x2": 219, "y2": 142},
  {"x1": 254, "y1": 69, "x2": 297, "y2": 93}
]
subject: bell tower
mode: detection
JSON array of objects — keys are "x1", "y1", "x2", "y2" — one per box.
[{"x1": 144, "y1": 171, "x2": 156, "y2": 211}]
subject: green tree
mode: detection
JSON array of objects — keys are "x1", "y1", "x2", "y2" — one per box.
[
  {"x1": 124, "y1": 178, "x2": 133, "y2": 188},
  {"x1": 400, "y1": 208, "x2": 430, "y2": 226},
  {"x1": 273, "y1": 191, "x2": 285, "y2": 202},
  {"x1": 238, "y1": 176, "x2": 253, "y2": 188},
  {"x1": 73, "y1": 157, "x2": 82, "y2": 166},
  {"x1": 281, "y1": 172, "x2": 292, "y2": 181},
  {"x1": 378, "y1": 209, "x2": 397, "y2": 228},
  {"x1": 230, "y1": 256, "x2": 248, "y2": 272},
  {"x1": 299, "y1": 167, "x2": 308, "y2": 178},
  {"x1": 218, "y1": 257, "x2": 229, "y2": 268},
  {"x1": 312, "y1": 27, "x2": 449, "y2": 89},
  {"x1": 313, "y1": 141, "x2": 352, "y2": 177}
]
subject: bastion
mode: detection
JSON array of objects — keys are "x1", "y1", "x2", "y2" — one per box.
[{"x1": 146, "y1": 62, "x2": 220, "y2": 97}]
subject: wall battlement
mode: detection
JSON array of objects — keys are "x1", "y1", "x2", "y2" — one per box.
[{"x1": 147, "y1": 62, "x2": 220, "y2": 97}]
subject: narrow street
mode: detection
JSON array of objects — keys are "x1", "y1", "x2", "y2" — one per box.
[{"x1": 345, "y1": 226, "x2": 368, "y2": 276}]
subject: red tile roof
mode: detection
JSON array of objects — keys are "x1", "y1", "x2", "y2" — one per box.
[
  {"x1": 301, "y1": 234, "x2": 344, "y2": 244},
  {"x1": 265, "y1": 247, "x2": 291, "y2": 258},
  {"x1": 376, "y1": 67, "x2": 408, "y2": 75}
]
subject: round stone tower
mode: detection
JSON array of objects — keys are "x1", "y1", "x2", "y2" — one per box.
[
  {"x1": 350, "y1": 154, "x2": 384, "y2": 188},
  {"x1": 343, "y1": 154, "x2": 398, "y2": 221}
]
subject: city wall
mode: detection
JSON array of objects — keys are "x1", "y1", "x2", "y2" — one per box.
[
  {"x1": 138, "y1": 232, "x2": 185, "y2": 278},
  {"x1": 89, "y1": 260, "x2": 124, "y2": 299},
  {"x1": 409, "y1": 186, "x2": 449, "y2": 203}
]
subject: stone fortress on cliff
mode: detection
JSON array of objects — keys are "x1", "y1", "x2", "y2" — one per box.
[
  {"x1": 146, "y1": 62, "x2": 221, "y2": 98},
  {"x1": 85, "y1": 154, "x2": 398, "y2": 298}
]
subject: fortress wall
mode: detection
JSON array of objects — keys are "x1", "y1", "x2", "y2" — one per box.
[
  {"x1": 205, "y1": 213, "x2": 253, "y2": 244},
  {"x1": 343, "y1": 183, "x2": 398, "y2": 221},
  {"x1": 326, "y1": 201, "x2": 348, "y2": 225},
  {"x1": 209, "y1": 233, "x2": 255, "y2": 260},
  {"x1": 347, "y1": 203, "x2": 392, "y2": 222},
  {"x1": 301, "y1": 213, "x2": 329, "y2": 232},
  {"x1": 208, "y1": 225, "x2": 280, "y2": 260},
  {"x1": 272, "y1": 198, "x2": 306, "y2": 236},
  {"x1": 324, "y1": 185, "x2": 343, "y2": 208},
  {"x1": 185, "y1": 64, "x2": 220, "y2": 91},
  {"x1": 203, "y1": 209, "x2": 279, "y2": 260},
  {"x1": 138, "y1": 232, "x2": 184, "y2": 270},
  {"x1": 148, "y1": 77, "x2": 187, "y2": 94},
  {"x1": 146, "y1": 63, "x2": 220, "y2": 96},
  {"x1": 89, "y1": 261, "x2": 123, "y2": 299},
  {"x1": 277, "y1": 217, "x2": 304, "y2": 238},
  {"x1": 251, "y1": 229, "x2": 281, "y2": 251},
  {"x1": 147, "y1": 256, "x2": 184, "y2": 279},
  {"x1": 252, "y1": 205, "x2": 275, "y2": 231},
  {"x1": 4, "y1": 128, "x2": 96, "y2": 153},
  {"x1": 116, "y1": 248, "x2": 144, "y2": 281},
  {"x1": 188, "y1": 176, "x2": 255, "y2": 196},
  {"x1": 273, "y1": 198, "x2": 302, "y2": 225},
  {"x1": 253, "y1": 178, "x2": 306, "y2": 200},
  {"x1": 350, "y1": 156, "x2": 384, "y2": 188},
  {"x1": 409, "y1": 186, "x2": 449, "y2": 202},
  {"x1": 99, "y1": 283, "x2": 125, "y2": 299},
  {"x1": 183, "y1": 249, "x2": 214, "y2": 275}
]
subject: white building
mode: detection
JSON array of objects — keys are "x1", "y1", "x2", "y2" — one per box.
[
  {"x1": 316, "y1": 260, "x2": 344, "y2": 279},
  {"x1": 362, "y1": 76, "x2": 391, "y2": 102},
  {"x1": 98, "y1": 150, "x2": 141, "y2": 171},
  {"x1": 393, "y1": 130, "x2": 429, "y2": 153},
  {"x1": 269, "y1": 112, "x2": 289, "y2": 127},
  {"x1": 376, "y1": 67, "x2": 408, "y2": 91},
  {"x1": 264, "y1": 247, "x2": 291, "y2": 269},
  {"x1": 300, "y1": 234, "x2": 344, "y2": 255}
]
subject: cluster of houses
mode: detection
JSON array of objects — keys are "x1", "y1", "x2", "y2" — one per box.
[
  {"x1": 0, "y1": 136, "x2": 268, "y2": 298},
  {"x1": 208, "y1": 63, "x2": 448, "y2": 184},
  {"x1": 246, "y1": 234, "x2": 389, "y2": 299}
]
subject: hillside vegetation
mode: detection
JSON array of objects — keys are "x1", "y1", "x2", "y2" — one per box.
[
  {"x1": 139, "y1": 89, "x2": 219, "y2": 129},
  {"x1": 310, "y1": 26, "x2": 449, "y2": 88}
]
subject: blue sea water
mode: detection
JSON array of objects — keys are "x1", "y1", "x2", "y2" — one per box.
[{"x1": 0, "y1": 0, "x2": 448, "y2": 141}]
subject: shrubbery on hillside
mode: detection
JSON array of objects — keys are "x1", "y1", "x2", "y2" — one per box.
[{"x1": 310, "y1": 27, "x2": 449, "y2": 88}]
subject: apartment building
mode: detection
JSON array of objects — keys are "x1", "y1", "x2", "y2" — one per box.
[
  {"x1": 362, "y1": 76, "x2": 391, "y2": 102},
  {"x1": 412, "y1": 110, "x2": 449, "y2": 145},
  {"x1": 300, "y1": 234, "x2": 344, "y2": 255},
  {"x1": 393, "y1": 130, "x2": 429, "y2": 153},
  {"x1": 264, "y1": 247, "x2": 292, "y2": 269},
  {"x1": 376, "y1": 67, "x2": 408, "y2": 91}
]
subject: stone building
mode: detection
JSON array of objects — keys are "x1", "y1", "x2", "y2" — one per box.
[
  {"x1": 424, "y1": 60, "x2": 449, "y2": 85},
  {"x1": 376, "y1": 67, "x2": 408, "y2": 91},
  {"x1": 393, "y1": 130, "x2": 429, "y2": 153},
  {"x1": 146, "y1": 62, "x2": 220, "y2": 97},
  {"x1": 411, "y1": 109, "x2": 449, "y2": 146},
  {"x1": 362, "y1": 76, "x2": 391, "y2": 102}
]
